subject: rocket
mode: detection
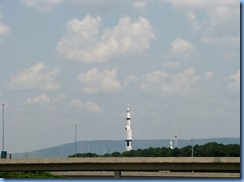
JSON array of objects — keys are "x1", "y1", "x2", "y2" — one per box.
[{"x1": 125, "y1": 104, "x2": 132, "y2": 151}]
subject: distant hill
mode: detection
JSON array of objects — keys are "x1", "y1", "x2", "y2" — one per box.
[{"x1": 13, "y1": 138, "x2": 240, "y2": 158}]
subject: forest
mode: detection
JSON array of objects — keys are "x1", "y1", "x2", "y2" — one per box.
[{"x1": 69, "y1": 142, "x2": 240, "y2": 157}]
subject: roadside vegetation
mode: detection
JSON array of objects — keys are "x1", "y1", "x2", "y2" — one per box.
[
  {"x1": 0, "y1": 172, "x2": 63, "y2": 178},
  {"x1": 69, "y1": 142, "x2": 240, "y2": 157}
]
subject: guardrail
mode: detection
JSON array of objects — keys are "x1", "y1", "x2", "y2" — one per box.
[{"x1": 0, "y1": 157, "x2": 240, "y2": 178}]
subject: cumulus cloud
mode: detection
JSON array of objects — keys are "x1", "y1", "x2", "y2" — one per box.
[
  {"x1": 186, "y1": 11, "x2": 206, "y2": 32},
  {"x1": 25, "y1": 94, "x2": 50, "y2": 105},
  {"x1": 163, "y1": 38, "x2": 195, "y2": 66},
  {"x1": 131, "y1": 1, "x2": 148, "y2": 10},
  {"x1": 77, "y1": 68, "x2": 121, "y2": 93},
  {"x1": 56, "y1": 15, "x2": 155, "y2": 63},
  {"x1": 10, "y1": 63, "x2": 61, "y2": 91},
  {"x1": 170, "y1": 38, "x2": 195, "y2": 56},
  {"x1": 22, "y1": 0, "x2": 63, "y2": 12},
  {"x1": 162, "y1": 61, "x2": 181, "y2": 69},
  {"x1": 140, "y1": 68, "x2": 199, "y2": 95},
  {"x1": 0, "y1": 13, "x2": 11, "y2": 43},
  {"x1": 228, "y1": 70, "x2": 240, "y2": 91},
  {"x1": 69, "y1": 99, "x2": 102, "y2": 112},
  {"x1": 0, "y1": 24, "x2": 11, "y2": 35},
  {"x1": 169, "y1": 0, "x2": 210, "y2": 10},
  {"x1": 124, "y1": 75, "x2": 138, "y2": 87},
  {"x1": 168, "y1": 0, "x2": 240, "y2": 46},
  {"x1": 203, "y1": 71, "x2": 213, "y2": 79},
  {"x1": 201, "y1": 35, "x2": 239, "y2": 47}
]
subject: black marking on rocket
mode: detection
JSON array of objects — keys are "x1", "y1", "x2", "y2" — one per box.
[{"x1": 125, "y1": 140, "x2": 132, "y2": 147}]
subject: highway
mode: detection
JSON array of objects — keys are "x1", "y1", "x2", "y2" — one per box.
[
  {"x1": 0, "y1": 157, "x2": 240, "y2": 178},
  {"x1": 50, "y1": 171, "x2": 240, "y2": 178}
]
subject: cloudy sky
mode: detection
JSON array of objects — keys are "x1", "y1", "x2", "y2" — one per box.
[{"x1": 0, "y1": 0, "x2": 240, "y2": 153}]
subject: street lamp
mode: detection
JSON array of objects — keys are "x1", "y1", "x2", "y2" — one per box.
[
  {"x1": 2, "y1": 104, "x2": 4, "y2": 152},
  {"x1": 75, "y1": 125, "x2": 77, "y2": 157},
  {"x1": 1, "y1": 103, "x2": 7, "y2": 158}
]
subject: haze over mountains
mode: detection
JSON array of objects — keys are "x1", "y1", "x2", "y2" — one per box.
[{"x1": 13, "y1": 138, "x2": 240, "y2": 158}]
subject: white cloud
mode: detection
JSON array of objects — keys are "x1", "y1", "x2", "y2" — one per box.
[
  {"x1": 171, "y1": 38, "x2": 194, "y2": 55},
  {"x1": 162, "y1": 61, "x2": 181, "y2": 69},
  {"x1": 203, "y1": 71, "x2": 213, "y2": 79},
  {"x1": 140, "y1": 68, "x2": 199, "y2": 95},
  {"x1": 0, "y1": 24, "x2": 11, "y2": 35},
  {"x1": 0, "y1": 13, "x2": 11, "y2": 43},
  {"x1": 228, "y1": 70, "x2": 240, "y2": 91},
  {"x1": 56, "y1": 15, "x2": 155, "y2": 63},
  {"x1": 25, "y1": 94, "x2": 50, "y2": 105},
  {"x1": 168, "y1": 0, "x2": 240, "y2": 46},
  {"x1": 10, "y1": 63, "x2": 61, "y2": 91},
  {"x1": 124, "y1": 75, "x2": 138, "y2": 87},
  {"x1": 161, "y1": 38, "x2": 195, "y2": 69},
  {"x1": 131, "y1": 1, "x2": 148, "y2": 10},
  {"x1": 201, "y1": 35, "x2": 239, "y2": 46},
  {"x1": 52, "y1": 93, "x2": 66, "y2": 103},
  {"x1": 169, "y1": 0, "x2": 238, "y2": 12},
  {"x1": 143, "y1": 70, "x2": 169, "y2": 83},
  {"x1": 186, "y1": 11, "x2": 206, "y2": 32},
  {"x1": 224, "y1": 52, "x2": 239, "y2": 60},
  {"x1": 169, "y1": 0, "x2": 210, "y2": 10},
  {"x1": 69, "y1": 99, "x2": 102, "y2": 113},
  {"x1": 22, "y1": 0, "x2": 63, "y2": 12},
  {"x1": 77, "y1": 68, "x2": 121, "y2": 93}
]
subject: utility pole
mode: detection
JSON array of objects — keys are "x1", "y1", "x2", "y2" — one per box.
[
  {"x1": 75, "y1": 125, "x2": 77, "y2": 157},
  {"x1": 2, "y1": 104, "x2": 4, "y2": 152},
  {"x1": 191, "y1": 138, "x2": 194, "y2": 157},
  {"x1": 1, "y1": 103, "x2": 7, "y2": 159},
  {"x1": 174, "y1": 136, "x2": 178, "y2": 148}
]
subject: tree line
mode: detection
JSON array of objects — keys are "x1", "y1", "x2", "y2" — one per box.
[{"x1": 69, "y1": 142, "x2": 240, "y2": 157}]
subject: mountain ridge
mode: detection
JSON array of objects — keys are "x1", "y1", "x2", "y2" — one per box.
[{"x1": 13, "y1": 137, "x2": 240, "y2": 158}]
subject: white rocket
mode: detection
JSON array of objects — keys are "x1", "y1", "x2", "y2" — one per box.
[
  {"x1": 125, "y1": 105, "x2": 132, "y2": 151},
  {"x1": 170, "y1": 139, "x2": 173, "y2": 150}
]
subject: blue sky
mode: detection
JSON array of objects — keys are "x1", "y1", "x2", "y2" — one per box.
[{"x1": 0, "y1": 0, "x2": 240, "y2": 153}]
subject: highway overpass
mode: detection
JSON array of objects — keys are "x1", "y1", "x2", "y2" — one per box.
[{"x1": 0, "y1": 157, "x2": 240, "y2": 178}]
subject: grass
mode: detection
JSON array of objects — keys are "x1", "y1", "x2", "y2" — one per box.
[{"x1": 0, "y1": 171, "x2": 64, "y2": 178}]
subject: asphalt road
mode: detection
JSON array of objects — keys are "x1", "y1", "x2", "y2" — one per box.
[{"x1": 50, "y1": 171, "x2": 240, "y2": 178}]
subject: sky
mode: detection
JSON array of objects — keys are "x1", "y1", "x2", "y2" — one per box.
[{"x1": 0, "y1": 0, "x2": 240, "y2": 153}]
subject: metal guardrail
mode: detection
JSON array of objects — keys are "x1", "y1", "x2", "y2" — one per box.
[{"x1": 0, "y1": 157, "x2": 240, "y2": 178}]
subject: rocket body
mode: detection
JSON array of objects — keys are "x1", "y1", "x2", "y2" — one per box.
[{"x1": 125, "y1": 107, "x2": 132, "y2": 151}]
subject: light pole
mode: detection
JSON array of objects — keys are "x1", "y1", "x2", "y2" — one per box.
[
  {"x1": 2, "y1": 104, "x2": 4, "y2": 152},
  {"x1": 75, "y1": 125, "x2": 77, "y2": 157},
  {"x1": 174, "y1": 135, "x2": 177, "y2": 148},
  {"x1": 191, "y1": 138, "x2": 194, "y2": 157}
]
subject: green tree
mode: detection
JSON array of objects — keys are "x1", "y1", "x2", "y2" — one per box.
[
  {"x1": 68, "y1": 142, "x2": 240, "y2": 158},
  {"x1": 180, "y1": 145, "x2": 192, "y2": 157},
  {"x1": 111, "y1": 152, "x2": 121, "y2": 157},
  {"x1": 171, "y1": 148, "x2": 181, "y2": 157}
]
